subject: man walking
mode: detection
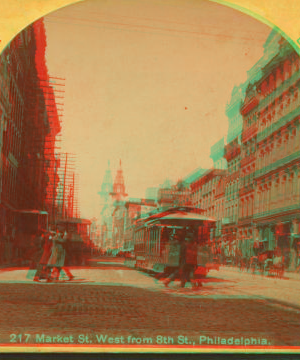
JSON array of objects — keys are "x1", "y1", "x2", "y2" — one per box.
[
  {"x1": 163, "y1": 229, "x2": 187, "y2": 287},
  {"x1": 180, "y1": 233, "x2": 198, "y2": 288},
  {"x1": 48, "y1": 230, "x2": 74, "y2": 281},
  {"x1": 33, "y1": 230, "x2": 53, "y2": 282}
]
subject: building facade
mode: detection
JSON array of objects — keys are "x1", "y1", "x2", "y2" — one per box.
[
  {"x1": 0, "y1": 20, "x2": 60, "y2": 264},
  {"x1": 247, "y1": 33, "x2": 300, "y2": 270},
  {"x1": 210, "y1": 137, "x2": 227, "y2": 170},
  {"x1": 191, "y1": 169, "x2": 227, "y2": 216},
  {"x1": 222, "y1": 136, "x2": 241, "y2": 255},
  {"x1": 157, "y1": 180, "x2": 191, "y2": 210}
]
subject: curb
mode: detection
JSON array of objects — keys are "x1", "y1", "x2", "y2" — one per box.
[
  {"x1": 263, "y1": 297, "x2": 300, "y2": 311},
  {"x1": 220, "y1": 266, "x2": 300, "y2": 280},
  {"x1": 242, "y1": 292, "x2": 300, "y2": 312}
]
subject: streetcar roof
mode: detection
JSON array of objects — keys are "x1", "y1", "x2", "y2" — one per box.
[{"x1": 136, "y1": 206, "x2": 216, "y2": 227}]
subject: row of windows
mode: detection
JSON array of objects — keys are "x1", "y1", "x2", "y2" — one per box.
[{"x1": 257, "y1": 125, "x2": 300, "y2": 171}]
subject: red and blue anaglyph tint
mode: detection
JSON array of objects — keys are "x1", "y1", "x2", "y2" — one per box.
[{"x1": 0, "y1": 3, "x2": 300, "y2": 353}]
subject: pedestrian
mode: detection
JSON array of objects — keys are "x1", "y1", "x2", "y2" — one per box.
[
  {"x1": 156, "y1": 230, "x2": 179, "y2": 281},
  {"x1": 180, "y1": 234, "x2": 198, "y2": 288},
  {"x1": 33, "y1": 230, "x2": 53, "y2": 282},
  {"x1": 47, "y1": 230, "x2": 74, "y2": 282},
  {"x1": 163, "y1": 229, "x2": 187, "y2": 287}
]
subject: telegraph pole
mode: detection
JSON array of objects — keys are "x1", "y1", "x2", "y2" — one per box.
[
  {"x1": 62, "y1": 153, "x2": 68, "y2": 219},
  {"x1": 52, "y1": 155, "x2": 57, "y2": 227}
]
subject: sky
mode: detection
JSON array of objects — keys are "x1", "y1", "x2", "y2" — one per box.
[{"x1": 42, "y1": 0, "x2": 272, "y2": 219}]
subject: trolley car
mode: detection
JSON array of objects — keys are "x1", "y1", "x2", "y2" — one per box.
[{"x1": 133, "y1": 207, "x2": 217, "y2": 276}]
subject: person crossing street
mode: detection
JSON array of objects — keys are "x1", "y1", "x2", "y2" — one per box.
[
  {"x1": 33, "y1": 230, "x2": 53, "y2": 282},
  {"x1": 47, "y1": 230, "x2": 74, "y2": 282}
]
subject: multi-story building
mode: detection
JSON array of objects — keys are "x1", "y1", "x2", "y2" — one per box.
[
  {"x1": 0, "y1": 20, "x2": 60, "y2": 264},
  {"x1": 245, "y1": 31, "x2": 300, "y2": 270},
  {"x1": 191, "y1": 169, "x2": 226, "y2": 216},
  {"x1": 226, "y1": 85, "x2": 246, "y2": 144},
  {"x1": 210, "y1": 137, "x2": 227, "y2": 170},
  {"x1": 222, "y1": 137, "x2": 241, "y2": 248},
  {"x1": 190, "y1": 168, "x2": 226, "y2": 251},
  {"x1": 157, "y1": 180, "x2": 191, "y2": 210},
  {"x1": 220, "y1": 81, "x2": 247, "y2": 258},
  {"x1": 214, "y1": 174, "x2": 227, "y2": 243},
  {"x1": 238, "y1": 88, "x2": 258, "y2": 257}
]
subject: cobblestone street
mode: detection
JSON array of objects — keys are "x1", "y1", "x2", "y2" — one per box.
[{"x1": 0, "y1": 259, "x2": 300, "y2": 349}]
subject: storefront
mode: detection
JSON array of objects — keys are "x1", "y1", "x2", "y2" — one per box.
[{"x1": 275, "y1": 220, "x2": 300, "y2": 270}]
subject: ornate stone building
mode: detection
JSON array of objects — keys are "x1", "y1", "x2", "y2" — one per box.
[
  {"x1": 191, "y1": 169, "x2": 226, "y2": 217},
  {"x1": 157, "y1": 180, "x2": 191, "y2": 210},
  {"x1": 223, "y1": 137, "x2": 241, "y2": 249},
  {"x1": 226, "y1": 85, "x2": 246, "y2": 144},
  {"x1": 247, "y1": 32, "x2": 300, "y2": 269},
  {"x1": 214, "y1": 175, "x2": 227, "y2": 243},
  {"x1": 210, "y1": 137, "x2": 227, "y2": 170},
  {"x1": 238, "y1": 89, "x2": 258, "y2": 257},
  {"x1": 191, "y1": 169, "x2": 227, "y2": 252}
]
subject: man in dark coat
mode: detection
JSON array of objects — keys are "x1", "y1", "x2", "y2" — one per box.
[
  {"x1": 163, "y1": 229, "x2": 188, "y2": 287},
  {"x1": 180, "y1": 234, "x2": 198, "y2": 288},
  {"x1": 48, "y1": 231, "x2": 74, "y2": 281}
]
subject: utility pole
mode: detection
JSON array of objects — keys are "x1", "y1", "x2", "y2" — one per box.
[
  {"x1": 52, "y1": 155, "x2": 57, "y2": 228},
  {"x1": 62, "y1": 153, "x2": 68, "y2": 219},
  {"x1": 71, "y1": 172, "x2": 75, "y2": 218}
]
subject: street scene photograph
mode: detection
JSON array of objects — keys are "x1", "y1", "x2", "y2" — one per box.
[{"x1": 0, "y1": 0, "x2": 300, "y2": 352}]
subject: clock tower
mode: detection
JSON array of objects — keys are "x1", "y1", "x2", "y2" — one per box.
[
  {"x1": 110, "y1": 160, "x2": 128, "y2": 250},
  {"x1": 110, "y1": 159, "x2": 128, "y2": 204}
]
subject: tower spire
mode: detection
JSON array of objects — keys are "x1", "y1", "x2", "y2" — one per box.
[{"x1": 111, "y1": 159, "x2": 127, "y2": 201}]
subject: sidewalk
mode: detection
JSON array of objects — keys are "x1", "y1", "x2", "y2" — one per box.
[
  {"x1": 222, "y1": 265, "x2": 300, "y2": 281},
  {"x1": 213, "y1": 267, "x2": 300, "y2": 310}
]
